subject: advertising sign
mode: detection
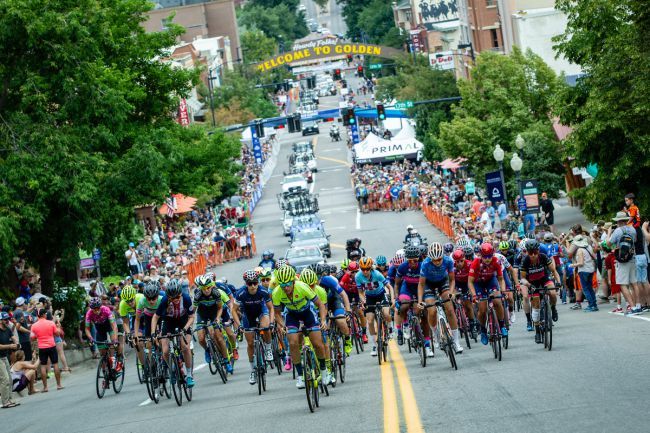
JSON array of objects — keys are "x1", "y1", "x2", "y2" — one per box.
[
  {"x1": 250, "y1": 125, "x2": 263, "y2": 164},
  {"x1": 485, "y1": 170, "x2": 506, "y2": 203},
  {"x1": 178, "y1": 98, "x2": 190, "y2": 126},
  {"x1": 350, "y1": 123, "x2": 360, "y2": 145},
  {"x1": 417, "y1": 0, "x2": 459, "y2": 25},
  {"x1": 521, "y1": 179, "x2": 539, "y2": 213},
  {"x1": 429, "y1": 51, "x2": 454, "y2": 70}
]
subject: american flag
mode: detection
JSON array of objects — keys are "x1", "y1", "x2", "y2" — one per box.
[{"x1": 166, "y1": 196, "x2": 177, "y2": 218}]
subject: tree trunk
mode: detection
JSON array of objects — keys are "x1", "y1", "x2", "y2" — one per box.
[{"x1": 38, "y1": 257, "x2": 56, "y2": 296}]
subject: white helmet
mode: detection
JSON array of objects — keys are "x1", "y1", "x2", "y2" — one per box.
[
  {"x1": 428, "y1": 242, "x2": 444, "y2": 260},
  {"x1": 411, "y1": 229, "x2": 418, "y2": 234},
  {"x1": 406, "y1": 225, "x2": 414, "y2": 231},
  {"x1": 395, "y1": 249, "x2": 405, "y2": 257}
]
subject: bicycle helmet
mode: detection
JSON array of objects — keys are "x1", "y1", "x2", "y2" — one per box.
[
  {"x1": 89, "y1": 297, "x2": 102, "y2": 309},
  {"x1": 299, "y1": 269, "x2": 318, "y2": 286},
  {"x1": 480, "y1": 242, "x2": 494, "y2": 257},
  {"x1": 452, "y1": 249, "x2": 465, "y2": 262},
  {"x1": 428, "y1": 242, "x2": 444, "y2": 260},
  {"x1": 348, "y1": 250, "x2": 362, "y2": 261},
  {"x1": 543, "y1": 233, "x2": 554, "y2": 242},
  {"x1": 253, "y1": 266, "x2": 264, "y2": 275},
  {"x1": 359, "y1": 257, "x2": 374, "y2": 270},
  {"x1": 166, "y1": 279, "x2": 182, "y2": 297},
  {"x1": 392, "y1": 252, "x2": 405, "y2": 266},
  {"x1": 463, "y1": 246, "x2": 474, "y2": 260},
  {"x1": 194, "y1": 275, "x2": 210, "y2": 287},
  {"x1": 205, "y1": 272, "x2": 216, "y2": 282},
  {"x1": 143, "y1": 282, "x2": 159, "y2": 299},
  {"x1": 525, "y1": 239, "x2": 540, "y2": 252},
  {"x1": 525, "y1": 232, "x2": 536, "y2": 240},
  {"x1": 120, "y1": 285, "x2": 136, "y2": 302},
  {"x1": 498, "y1": 241, "x2": 510, "y2": 252},
  {"x1": 519, "y1": 240, "x2": 528, "y2": 252},
  {"x1": 473, "y1": 244, "x2": 481, "y2": 254},
  {"x1": 328, "y1": 264, "x2": 337, "y2": 275},
  {"x1": 395, "y1": 248, "x2": 405, "y2": 257},
  {"x1": 443, "y1": 242, "x2": 455, "y2": 254},
  {"x1": 404, "y1": 246, "x2": 420, "y2": 259},
  {"x1": 347, "y1": 261, "x2": 359, "y2": 272},
  {"x1": 243, "y1": 270, "x2": 259, "y2": 283},
  {"x1": 262, "y1": 249, "x2": 274, "y2": 258},
  {"x1": 276, "y1": 258, "x2": 288, "y2": 268},
  {"x1": 375, "y1": 255, "x2": 388, "y2": 267},
  {"x1": 508, "y1": 239, "x2": 518, "y2": 251},
  {"x1": 456, "y1": 238, "x2": 470, "y2": 248},
  {"x1": 276, "y1": 266, "x2": 296, "y2": 284},
  {"x1": 418, "y1": 245, "x2": 428, "y2": 258},
  {"x1": 341, "y1": 258, "x2": 351, "y2": 270},
  {"x1": 258, "y1": 268, "x2": 273, "y2": 278}
]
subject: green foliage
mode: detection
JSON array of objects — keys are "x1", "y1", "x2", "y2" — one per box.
[
  {"x1": 241, "y1": 30, "x2": 278, "y2": 63},
  {"x1": 337, "y1": 0, "x2": 372, "y2": 41},
  {"x1": 437, "y1": 48, "x2": 565, "y2": 199},
  {"x1": 51, "y1": 284, "x2": 88, "y2": 340},
  {"x1": 0, "y1": 0, "x2": 240, "y2": 294},
  {"x1": 214, "y1": 69, "x2": 279, "y2": 119},
  {"x1": 375, "y1": 56, "x2": 459, "y2": 162},
  {"x1": 356, "y1": 0, "x2": 407, "y2": 48},
  {"x1": 553, "y1": 0, "x2": 650, "y2": 219},
  {"x1": 238, "y1": 4, "x2": 309, "y2": 46}
]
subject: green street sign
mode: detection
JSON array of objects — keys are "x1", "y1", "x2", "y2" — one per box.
[
  {"x1": 394, "y1": 101, "x2": 414, "y2": 109},
  {"x1": 368, "y1": 64, "x2": 382, "y2": 70}
]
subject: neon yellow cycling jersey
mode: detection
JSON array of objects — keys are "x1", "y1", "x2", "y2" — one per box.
[
  {"x1": 119, "y1": 293, "x2": 144, "y2": 317},
  {"x1": 269, "y1": 273, "x2": 278, "y2": 291},
  {"x1": 272, "y1": 280, "x2": 317, "y2": 311},
  {"x1": 313, "y1": 285, "x2": 327, "y2": 304}
]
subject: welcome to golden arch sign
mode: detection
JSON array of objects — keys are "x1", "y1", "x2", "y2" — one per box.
[{"x1": 256, "y1": 43, "x2": 402, "y2": 72}]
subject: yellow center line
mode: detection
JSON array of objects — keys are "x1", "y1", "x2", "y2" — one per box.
[
  {"x1": 380, "y1": 362, "x2": 400, "y2": 433},
  {"x1": 317, "y1": 155, "x2": 351, "y2": 167},
  {"x1": 330, "y1": 243, "x2": 346, "y2": 249},
  {"x1": 389, "y1": 340, "x2": 425, "y2": 433}
]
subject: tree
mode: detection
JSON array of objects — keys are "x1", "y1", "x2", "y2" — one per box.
[
  {"x1": 213, "y1": 69, "x2": 279, "y2": 120},
  {"x1": 241, "y1": 30, "x2": 277, "y2": 63},
  {"x1": 356, "y1": 0, "x2": 407, "y2": 48},
  {"x1": 238, "y1": 4, "x2": 309, "y2": 46},
  {"x1": 437, "y1": 48, "x2": 565, "y2": 200},
  {"x1": 337, "y1": 0, "x2": 372, "y2": 41},
  {"x1": 375, "y1": 56, "x2": 459, "y2": 161},
  {"x1": 0, "y1": 0, "x2": 239, "y2": 293},
  {"x1": 553, "y1": 0, "x2": 650, "y2": 219}
]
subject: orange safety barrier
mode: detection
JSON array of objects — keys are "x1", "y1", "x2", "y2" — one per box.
[{"x1": 421, "y1": 201, "x2": 454, "y2": 239}]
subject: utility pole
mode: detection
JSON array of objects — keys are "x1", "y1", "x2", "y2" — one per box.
[{"x1": 207, "y1": 68, "x2": 217, "y2": 127}]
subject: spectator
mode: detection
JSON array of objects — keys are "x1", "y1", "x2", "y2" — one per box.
[
  {"x1": 125, "y1": 242, "x2": 140, "y2": 276},
  {"x1": 624, "y1": 193, "x2": 640, "y2": 228},
  {"x1": 11, "y1": 350, "x2": 39, "y2": 395},
  {"x1": 603, "y1": 242, "x2": 623, "y2": 313},
  {"x1": 539, "y1": 192, "x2": 555, "y2": 233},
  {"x1": 30, "y1": 308, "x2": 64, "y2": 391},
  {"x1": 0, "y1": 311, "x2": 20, "y2": 408},
  {"x1": 608, "y1": 211, "x2": 640, "y2": 315},
  {"x1": 12, "y1": 297, "x2": 33, "y2": 362},
  {"x1": 486, "y1": 200, "x2": 496, "y2": 229},
  {"x1": 572, "y1": 235, "x2": 598, "y2": 311},
  {"x1": 496, "y1": 200, "x2": 508, "y2": 231}
]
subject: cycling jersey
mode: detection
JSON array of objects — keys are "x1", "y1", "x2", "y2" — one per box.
[
  {"x1": 193, "y1": 287, "x2": 228, "y2": 324},
  {"x1": 495, "y1": 252, "x2": 513, "y2": 290},
  {"x1": 118, "y1": 293, "x2": 145, "y2": 318},
  {"x1": 420, "y1": 256, "x2": 454, "y2": 283},
  {"x1": 386, "y1": 264, "x2": 398, "y2": 286},
  {"x1": 469, "y1": 257, "x2": 503, "y2": 282},
  {"x1": 136, "y1": 294, "x2": 163, "y2": 317},
  {"x1": 339, "y1": 272, "x2": 358, "y2": 294},
  {"x1": 235, "y1": 287, "x2": 271, "y2": 329},
  {"x1": 520, "y1": 253, "x2": 553, "y2": 284},
  {"x1": 156, "y1": 293, "x2": 194, "y2": 319},
  {"x1": 454, "y1": 260, "x2": 472, "y2": 290},
  {"x1": 85, "y1": 306, "x2": 114, "y2": 327},
  {"x1": 396, "y1": 261, "x2": 421, "y2": 295},
  {"x1": 272, "y1": 281, "x2": 318, "y2": 312},
  {"x1": 355, "y1": 269, "x2": 387, "y2": 297},
  {"x1": 313, "y1": 285, "x2": 327, "y2": 304},
  {"x1": 540, "y1": 242, "x2": 562, "y2": 267},
  {"x1": 318, "y1": 275, "x2": 344, "y2": 300}
]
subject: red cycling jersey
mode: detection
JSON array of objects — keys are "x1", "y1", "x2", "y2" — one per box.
[
  {"x1": 469, "y1": 257, "x2": 503, "y2": 282},
  {"x1": 454, "y1": 259, "x2": 472, "y2": 284},
  {"x1": 339, "y1": 272, "x2": 358, "y2": 294}
]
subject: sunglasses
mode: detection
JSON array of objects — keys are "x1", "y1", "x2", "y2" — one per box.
[
  {"x1": 246, "y1": 281, "x2": 258, "y2": 286},
  {"x1": 432, "y1": 258, "x2": 443, "y2": 263},
  {"x1": 482, "y1": 255, "x2": 493, "y2": 260},
  {"x1": 361, "y1": 268, "x2": 371, "y2": 272},
  {"x1": 529, "y1": 251, "x2": 539, "y2": 256},
  {"x1": 280, "y1": 282, "x2": 293, "y2": 288},
  {"x1": 260, "y1": 278, "x2": 271, "y2": 282}
]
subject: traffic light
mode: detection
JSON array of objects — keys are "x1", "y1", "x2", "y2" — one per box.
[
  {"x1": 287, "y1": 113, "x2": 302, "y2": 133},
  {"x1": 346, "y1": 54, "x2": 352, "y2": 64},
  {"x1": 376, "y1": 103, "x2": 386, "y2": 121},
  {"x1": 333, "y1": 69, "x2": 341, "y2": 80},
  {"x1": 357, "y1": 65, "x2": 364, "y2": 76},
  {"x1": 341, "y1": 108, "x2": 355, "y2": 126},
  {"x1": 254, "y1": 120, "x2": 264, "y2": 137}
]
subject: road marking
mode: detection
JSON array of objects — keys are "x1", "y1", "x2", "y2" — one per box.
[
  {"x1": 389, "y1": 341, "x2": 425, "y2": 433},
  {"x1": 318, "y1": 155, "x2": 351, "y2": 167},
  {"x1": 138, "y1": 362, "x2": 208, "y2": 407},
  {"x1": 310, "y1": 173, "x2": 316, "y2": 194},
  {"x1": 380, "y1": 360, "x2": 399, "y2": 433},
  {"x1": 330, "y1": 243, "x2": 346, "y2": 249},
  {"x1": 139, "y1": 398, "x2": 152, "y2": 407},
  {"x1": 608, "y1": 311, "x2": 650, "y2": 322},
  {"x1": 356, "y1": 208, "x2": 361, "y2": 230}
]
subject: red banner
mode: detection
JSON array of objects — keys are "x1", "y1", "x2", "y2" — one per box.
[{"x1": 178, "y1": 98, "x2": 190, "y2": 126}]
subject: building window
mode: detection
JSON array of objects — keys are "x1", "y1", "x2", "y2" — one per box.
[
  {"x1": 490, "y1": 29, "x2": 499, "y2": 48},
  {"x1": 486, "y1": 0, "x2": 496, "y2": 6}
]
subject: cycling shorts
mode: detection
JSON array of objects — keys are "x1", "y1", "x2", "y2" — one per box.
[
  {"x1": 220, "y1": 306, "x2": 232, "y2": 326},
  {"x1": 347, "y1": 292, "x2": 360, "y2": 304},
  {"x1": 529, "y1": 278, "x2": 555, "y2": 294},
  {"x1": 161, "y1": 316, "x2": 189, "y2": 336},
  {"x1": 241, "y1": 308, "x2": 270, "y2": 331},
  {"x1": 474, "y1": 277, "x2": 500, "y2": 298},
  {"x1": 285, "y1": 308, "x2": 320, "y2": 334},
  {"x1": 327, "y1": 297, "x2": 345, "y2": 318},
  {"x1": 397, "y1": 292, "x2": 417, "y2": 309},
  {"x1": 423, "y1": 277, "x2": 449, "y2": 299},
  {"x1": 364, "y1": 293, "x2": 388, "y2": 315}
]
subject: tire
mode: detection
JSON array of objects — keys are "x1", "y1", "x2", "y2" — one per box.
[
  {"x1": 329, "y1": 344, "x2": 337, "y2": 388},
  {"x1": 338, "y1": 336, "x2": 346, "y2": 384},
  {"x1": 439, "y1": 320, "x2": 457, "y2": 370},
  {"x1": 184, "y1": 357, "x2": 193, "y2": 401},
  {"x1": 112, "y1": 354, "x2": 125, "y2": 394},
  {"x1": 272, "y1": 334, "x2": 282, "y2": 375},
  {"x1": 256, "y1": 341, "x2": 264, "y2": 396},
  {"x1": 160, "y1": 359, "x2": 171, "y2": 400},
  {"x1": 376, "y1": 315, "x2": 384, "y2": 366},
  {"x1": 210, "y1": 339, "x2": 227, "y2": 384},
  {"x1": 490, "y1": 308, "x2": 502, "y2": 362},
  {"x1": 146, "y1": 355, "x2": 160, "y2": 404},
  {"x1": 414, "y1": 322, "x2": 426, "y2": 368},
  {"x1": 544, "y1": 298, "x2": 553, "y2": 351},
  {"x1": 457, "y1": 304, "x2": 472, "y2": 350},
  {"x1": 169, "y1": 355, "x2": 183, "y2": 406},
  {"x1": 303, "y1": 348, "x2": 315, "y2": 412},
  {"x1": 207, "y1": 339, "x2": 218, "y2": 375},
  {"x1": 95, "y1": 358, "x2": 108, "y2": 399},
  {"x1": 136, "y1": 355, "x2": 144, "y2": 385}
]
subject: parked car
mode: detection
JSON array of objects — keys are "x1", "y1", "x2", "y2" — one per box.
[
  {"x1": 281, "y1": 174, "x2": 308, "y2": 194},
  {"x1": 291, "y1": 227, "x2": 331, "y2": 257},
  {"x1": 302, "y1": 121, "x2": 320, "y2": 136},
  {"x1": 285, "y1": 246, "x2": 325, "y2": 272}
]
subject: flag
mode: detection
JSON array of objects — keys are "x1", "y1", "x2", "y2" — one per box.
[{"x1": 166, "y1": 196, "x2": 177, "y2": 218}]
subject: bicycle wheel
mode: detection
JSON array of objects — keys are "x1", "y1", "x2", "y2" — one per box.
[
  {"x1": 488, "y1": 309, "x2": 497, "y2": 359},
  {"x1": 302, "y1": 347, "x2": 315, "y2": 412},
  {"x1": 169, "y1": 355, "x2": 183, "y2": 406},
  {"x1": 95, "y1": 358, "x2": 108, "y2": 399},
  {"x1": 329, "y1": 342, "x2": 337, "y2": 388},
  {"x1": 207, "y1": 338, "x2": 218, "y2": 375},
  {"x1": 147, "y1": 355, "x2": 160, "y2": 404},
  {"x1": 255, "y1": 340, "x2": 264, "y2": 395},
  {"x1": 490, "y1": 308, "x2": 502, "y2": 362},
  {"x1": 376, "y1": 314, "x2": 384, "y2": 365},
  {"x1": 310, "y1": 349, "x2": 324, "y2": 402},
  {"x1": 112, "y1": 354, "x2": 125, "y2": 394},
  {"x1": 350, "y1": 315, "x2": 361, "y2": 354},
  {"x1": 458, "y1": 305, "x2": 471, "y2": 350},
  {"x1": 183, "y1": 354, "x2": 193, "y2": 401},
  {"x1": 136, "y1": 355, "x2": 144, "y2": 384},
  {"x1": 439, "y1": 319, "x2": 457, "y2": 370},
  {"x1": 272, "y1": 333, "x2": 282, "y2": 375},
  {"x1": 160, "y1": 358, "x2": 171, "y2": 399},
  {"x1": 381, "y1": 321, "x2": 388, "y2": 362},
  {"x1": 544, "y1": 297, "x2": 553, "y2": 351},
  {"x1": 414, "y1": 322, "x2": 426, "y2": 368},
  {"x1": 338, "y1": 336, "x2": 346, "y2": 384},
  {"x1": 211, "y1": 340, "x2": 228, "y2": 384}
]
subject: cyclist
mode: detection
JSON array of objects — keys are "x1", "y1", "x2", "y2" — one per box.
[
  {"x1": 443, "y1": 242, "x2": 455, "y2": 257},
  {"x1": 463, "y1": 245, "x2": 474, "y2": 262},
  {"x1": 151, "y1": 279, "x2": 195, "y2": 387},
  {"x1": 375, "y1": 255, "x2": 389, "y2": 277},
  {"x1": 468, "y1": 243, "x2": 508, "y2": 346},
  {"x1": 388, "y1": 250, "x2": 405, "y2": 287},
  {"x1": 514, "y1": 240, "x2": 534, "y2": 330},
  {"x1": 259, "y1": 250, "x2": 276, "y2": 269},
  {"x1": 193, "y1": 275, "x2": 232, "y2": 374},
  {"x1": 394, "y1": 246, "x2": 425, "y2": 347},
  {"x1": 340, "y1": 261, "x2": 367, "y2": 343},
  {"x1": 118, "y1": 285, "x2": 144, "y2": 366},
  {"x1": 519, "y1": 239, "x2": 561, "y2": 344},
  {"x1": 309, "y1": 267, "x2": 353, "y2": 355},
  {"x1": 356, "y1": 257, "x2": 395, "y2": 357},
  {"x1": 495, "y1": 244, "x2": 518, "y2": 324},
  {"x1": 336, "y1": 258, "x2": 350, "y2": 280},
  {"x1": 85, "y1": 297, "x2": 121, "y2": 369},
  {"x1": 418, "y1": 242, "x2": 463, "y2": 354},
  {"x1": 214, "y1": 278, "x2": 239, "y2": 359},
  {"x1": 134, "y1": 282, "x2": 164, "y2": 374},
  {"x1": 452, "y1": 248, "x2": 477, "y2": 333},
  {"x1": 258, "y1": 268, "x2": 273, "y2": 290},
  {"x1": 272, "y1": 266, "x2": 331, "y2": 389},
  {"x1": 233, "y1": 270, "x2": 274, "y2": 385}
]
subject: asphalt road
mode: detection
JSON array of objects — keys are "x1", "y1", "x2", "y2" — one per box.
[
  {"x1": 302, "y1": 0, "x2": 347, "y2": 37},
  {"x1": 6, "y1": 75, "x2": 650, "y2": 433}
]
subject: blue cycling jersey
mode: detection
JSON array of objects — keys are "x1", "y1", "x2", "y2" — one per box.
[
  {"x1": 387, "y1": 265, "x2": 398, "y2": 285},
  {"x1": 355, "y1": 269, "x2": 387, "y2": 296},
  {"x1": 420, "y1": 256, "x2": 454, "y2": 282},
  {"x1": 318, "y1": 275, "x2": 344, "y2": 299},
  {"x1": 540, "y1": 243, "x2": 560, "y2": 259},
  {"x1": 396, "y1": 261, "x2": 421, "y2": 293},
  {"x1": 234, "y1": 287, "x2": 271, "y2": 316}
]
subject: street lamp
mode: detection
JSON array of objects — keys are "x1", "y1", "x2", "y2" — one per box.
[
  {"x1": 515, "y1": 134, "x2": 525, "y2": 150},
  {"x1": 492, "y1": 144, "x2": 508, "y2": 208},
  {"x1": 510, "y1": 152, "x2": 523, "y2": 211}
]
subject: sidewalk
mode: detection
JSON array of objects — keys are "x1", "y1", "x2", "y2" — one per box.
[{"x1": 552, "y1": 197, "x2": 591, "y2": 234}]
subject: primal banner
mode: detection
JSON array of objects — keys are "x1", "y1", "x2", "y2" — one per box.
[{"x1": 256, "y1": 43, "x2": 402, "y2": 72}]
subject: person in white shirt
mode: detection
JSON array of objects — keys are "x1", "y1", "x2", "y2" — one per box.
[
  {"x1": 125, "y1": 243, "x2": 140, "y2": 276},
  {"x1": 480, "y1": 206, "x2": 492, "y2": 232}
]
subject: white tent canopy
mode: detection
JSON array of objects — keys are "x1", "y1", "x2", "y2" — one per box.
[
  {"x1": 392, "y1": 121, "x2": 416, "y2": 141},
  {"x1": 354, "y1": 131, "x2": 424, "y2": 163}
]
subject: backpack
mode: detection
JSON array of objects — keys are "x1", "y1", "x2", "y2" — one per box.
[{"x1": 616, "y1": 230, "x2": 635, "y2": 263}]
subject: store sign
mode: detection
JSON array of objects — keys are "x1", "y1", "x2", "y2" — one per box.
[
  {"x1": 485, "y1": 170, "x2": 505, "y2": 202},
  {"x1": 177, "y1": 98, "x2": 190, "y2": 126},
  {"x1": 521, "y1": 179, "x2": 539, "y2": 213},
  {"x1": 250, "y1": 125, "x2": 263, "y2": 164},
  {"x1": 410, "y1": 30, "x2": 422, "y2": 53},
  {"x1": 429, "y1": 51, "x2": 454, "y2": 70}
]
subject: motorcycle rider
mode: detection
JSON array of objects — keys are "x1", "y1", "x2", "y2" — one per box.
[
  {"x1": 403, "y1": 225, "x2": 423, "y2": 247},
  {"x1": 346, "y1": 238, "x2": 365, "y2": 261},
  {"x1": 329, "y1": 124, "x2": 341, "y2": 141},
  {"x1": 258, "y1": 250, "x2": 276, "y2": 269}
]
